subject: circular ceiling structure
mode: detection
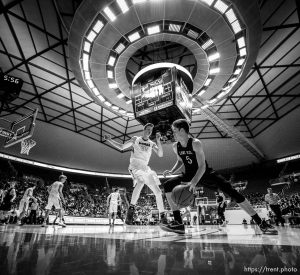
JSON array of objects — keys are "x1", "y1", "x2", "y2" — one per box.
[{"x1": 68, "y1": 0, "x2": 262, "y2": 118}]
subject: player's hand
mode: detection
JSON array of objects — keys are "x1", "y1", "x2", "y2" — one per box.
[
  {"x1": 184, "y1": 182, "x2": 197, "y2": 194},
  {"x1": 104, "y1": 134, "x2": 111, "y2": 141},
  {"x1": 163, "y1": 170, "x2": 172, "y2": 178},
  {"x1": 156, "y1": 132, "x2": 161, "y2": 140}
]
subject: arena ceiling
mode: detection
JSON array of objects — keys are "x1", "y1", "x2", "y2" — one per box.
[{"x1": 0, "y1": 0, "x2": 299, "y2": 156}]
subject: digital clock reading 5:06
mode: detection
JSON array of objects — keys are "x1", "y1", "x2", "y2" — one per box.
[{"x1": 3, "y1": 75, "x2": 22, "y2": 84}]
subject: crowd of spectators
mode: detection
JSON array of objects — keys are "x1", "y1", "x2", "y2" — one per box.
[{"x1": 1, "y1": 160, "x2": 300, "y2": 226}]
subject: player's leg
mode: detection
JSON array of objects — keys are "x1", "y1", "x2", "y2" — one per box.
[
  {"x1": 202, "y1": 173, "x2": 277, "y2": 234},
  {"x1": 145, "y1": 170, "x2": 166, "y2": 222},
  {"x1": 160, "y1": 176, "x2": 185, "y2": 234},
  {"x1": 56, "y1": 199, "x2": 66, "y2": 227},
  {"x1": 126, "y1": 175, "x2": 144, "y2": 225},
  {"x1": 42, "y1": 196, "x2": 55, "y2": 227},
  {"x1": 17, "y1": 199, "x2": 27, "y2": 225}
]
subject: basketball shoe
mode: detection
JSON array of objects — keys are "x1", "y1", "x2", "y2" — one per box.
[
  {"x1": 58, "y1": 221, "x2": 66, "y2": 227},
  {"x1": 259, "y1": 220, "x2": 278, "y2": 234},
  {"x1": 159, "y1": 220, "x2": 185, "y2": 234}
]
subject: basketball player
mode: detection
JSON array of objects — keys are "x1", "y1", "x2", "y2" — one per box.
[
  {"x1": 0, "y1": 181, "x2": 16, "y2": 225},
  {"x1": 161, "y1": 119, "x2": 278, "y2": 234},
  {"x1": 107, "y1": 188, "x2": 121, "y2": 225},
  {"x1": 216, "y1": 191, "x2": 227, "y2": 227},
  {"x1": 104, "y1": 123, "x2": 166, "y2": 225},
  {"x1": 17, "y1": 184, "x2": 37, "y2": 225},
  {"x1": 265, "y1": 188, "x2": 285, "y2": 226},
  {"x1": 42, "y1": 175, "x2": 67, "y2": 227}
]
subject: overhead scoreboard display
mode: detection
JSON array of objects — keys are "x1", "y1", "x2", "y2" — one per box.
[{"x1": 131, "y1": 64, "x2": 193, "y2": 126}]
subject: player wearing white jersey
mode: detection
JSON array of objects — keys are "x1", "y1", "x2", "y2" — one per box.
[
  {"x1": 42, "y1": 175, "x2": 67, "y2": 227},
  {"x1": 105, "y1": 123, "x2": 166, "y2": 225},
  {"x1": 18, "y1": 185, "x2": 36, "y2": 225},
  {"x1": 107, "y1": 188, "x2": 121, "y2": 225}
]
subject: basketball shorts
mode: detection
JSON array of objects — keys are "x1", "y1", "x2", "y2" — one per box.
[
  {"x1": 45, "y1": 195, "x2": 62, "y2": 210},
  {"x1": 18, "y1": 199, "x2": 29, "y2": 213},
  {"x1": 109, "y1": 203, "x2": 118, "y2": 213},
  {"x1": 0, "y1": 201, "x2": 12, "y2": 211}
]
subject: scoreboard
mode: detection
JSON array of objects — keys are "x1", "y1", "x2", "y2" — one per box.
[{"x1": 131, "y1": 66, "x2": 192, "y2": 125}]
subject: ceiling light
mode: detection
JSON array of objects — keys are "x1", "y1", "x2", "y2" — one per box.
[
  {"x1": 82, "y1": 53, "x2": 89, "y2": 70},
  {"x1": 208, "y1": 98, "x2": 217, "y2": 104},
  {"x1": 231, "y1": 20, "x2": 242, "y2": 34},
  {"x1": 119, "y1": 110, "x2": 126, "y2": 114},
  {"x1": 115, "y1": 43, "x2": 125, "y2": 54},
  {"x1": 214, "y1": 0, "x2": 228, "y2": 14},
  {"x1": 225, "y1": 9, "x2": 237, "y2": 23},
  {"x1": 103, "y1": 7, "x2": 116, "y2": 22},
  {"x1": 87, "y1": 30, "x2": 97, "y2": 42},
  {"x1": 209, "y1": 67, "x2": 220, "y2": 74},
  {"x1": 200, "y1": 0, "x2": 214, "y2": 6},
  {"x1": 112, "y1": 105, "x2": 119, "y2": 110},
  {"x1": 117, "y1": 93, "x2": 125, "y2": 98},
  {"x1": 217, "y1": 92, "x2": 226, "y2": 99},
  {"x1": 127, "y1": 112, "x2": 134, "y2": 117},
  {"x1": 147, "y1": 25, "x2": 160, "y2": 35},
  {"x1": 126, "y1": 99, "x2": 132, "y2": 104},
  {"x1": 87, "y1": 80, "x2": 94, "y2": 89},
  {"x1": 237, "y1": 37, "x2": 245, "y2": 48},
  {"x1": 201, "y1": 105, "x2": 209, "y2": 109},
  {"x1": 117, "y1": 0, "x2": 129, "y2": 13},
  {"x1": 169, "y1": 24, "x2": 181, "y2": 32},
  {"x1": 198, "y1": 90, "x2": 206, "y2": 96},
  {"x1": 223, "y1": 85, "x2": 231, "y2": 90},
  {"x1": 132, "y1": 0, "x2": 146, "y2": 3},
  {"x1": 208, "y1": 52, "x2": 220, "y2": 62},
  {"x1": 202, "y1": 39, "x2": 213, "y2": 50},
  {"x1": 187, "y1": 30, "x2": 199, "y2": 39},
  {"x1": 104, "y1": 101, "x2": 112, "y2": 107},
  {"x1": 109, "y1": 83, "x2": 118, "y2": 89},
  {"x1": 204, "y1": 78, "x2": 212, "y2": 86},
  {"x1": 228, "y1": 77, "x2": 237, "y2": 83},
  {"x1": 239, "y1": 47, "x2": 247, "y2": 56},
  {"x1": 83, "y1": 41, "x2": 91, "y2": 53},
  {"x1": 128, "y1": 32, "x2": 140, "y2": 42},
  {"x1": 108, "y1": 56, "x2": 116, "y2": 66},
  {"x1": 93, "y1": 20, "x2": 104, "y2": 33},
  {"x1": 234, "y1": 68, "x2": 241, "y2": 75},
  {"x1": 98, "y1": 95, "x2": 105, "y2": 102},
  {"x1": 107, "y1": 70, "x2": 114, "y2": 79},
  {"x1": 237, "y1": 58, "x2": 245, "y2": 66},
  {"x1": 92, "y1": 87, "x2": 100, "y2": 96},
  {"x1": 84, "y1": 71, "x2": 91, "y2": 80}
]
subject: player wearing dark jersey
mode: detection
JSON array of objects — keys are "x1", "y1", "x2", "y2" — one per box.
[
  {"x1": 160, "y1": 119, "x2": 278, "y2": 235},
  {"x1": 216, "y1": 191, "x2": 227, "y2": 226}
]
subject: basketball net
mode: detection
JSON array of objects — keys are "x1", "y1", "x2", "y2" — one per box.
[{"x1": 20, "y1": 138, "x2": 36, "y2": 155}]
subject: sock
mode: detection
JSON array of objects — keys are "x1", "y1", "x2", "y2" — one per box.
[
  {"x1": 251, "y1": 213, "x2": 262, "y2": 225},
  {"x1": 173, "y1": 210, "x2": 182, "y2": 224},
  {"x1": 238, "y1": 199, "x2": 257, "y2": 216},
  {"x1": 160, "y1": 212, "x2": 165, "y2": 219}
]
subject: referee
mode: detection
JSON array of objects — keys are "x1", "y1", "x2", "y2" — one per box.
[{"x1": 265, "y1": 188, "x2": 285, "y2": 226}]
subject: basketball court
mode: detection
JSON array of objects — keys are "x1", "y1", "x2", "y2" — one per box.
[{"x1": 0, "y1": 224, "x2": 299, "y2": 275}]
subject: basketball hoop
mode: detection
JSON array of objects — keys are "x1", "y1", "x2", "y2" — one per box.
[{"x1": 20, "y1": 138, "x2": 36, "y2": 155}]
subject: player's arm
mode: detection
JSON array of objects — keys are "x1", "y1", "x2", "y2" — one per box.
[
  {"x1": 163, "y1": 144, "x2": 184, "y2": 177},
  {"x1": 104, "y1": 134, "x2": 135, "y2": 151},
  {"x1": 152, "y1": 132, "x2": 163, "y2": 157},
  {"x1": 188, "y1": 140, "x2": 206, "y2": 192},
  {"x1": 107, "y1": 194, "x2": 111, "y2": 206},
  {"x1": 59, "y1": 184, "x2": 65, "y2": 204},
  {"x1": 11, "y1": 189, "x2": 16, "y2": 202},
  {"x1": 28, "y1": 189, "x2": 36, "y2": 201}
]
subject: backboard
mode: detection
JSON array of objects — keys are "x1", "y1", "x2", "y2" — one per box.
[{"x1": 4, "y1": 108, "x2": 38, "y2": 148}]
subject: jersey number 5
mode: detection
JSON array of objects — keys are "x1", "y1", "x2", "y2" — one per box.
[{"x1": 186, "y1": 156, "x2": 192, "y2": 164}]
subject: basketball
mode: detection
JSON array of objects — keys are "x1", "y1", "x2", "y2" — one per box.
[{"x1": 171, "y1": 185, "x2": 195, "y2": 208}]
